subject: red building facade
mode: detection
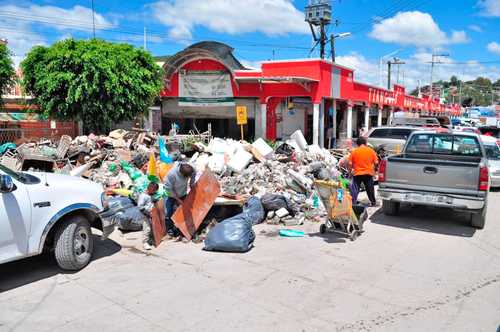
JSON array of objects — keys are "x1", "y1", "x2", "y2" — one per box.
[{"x1": 159, "y1": 42, "x2": 461, "y2": 147}]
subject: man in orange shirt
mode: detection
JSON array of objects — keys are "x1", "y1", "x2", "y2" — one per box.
[{"x1": 348, "y1": 137, "x2": 379, "y2": 206}]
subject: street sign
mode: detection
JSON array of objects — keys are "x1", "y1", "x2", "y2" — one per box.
[{"x1": 236, "y1": 106, "x2": 248, "y2": 125}]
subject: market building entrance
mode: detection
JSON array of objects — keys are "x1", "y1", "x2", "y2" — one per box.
[{"x1": 157, "y1": 41, "x2": 461, "y2": 147}]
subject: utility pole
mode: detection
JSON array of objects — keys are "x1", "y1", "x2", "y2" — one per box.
[
  {"x1": 429, "y1": 51, "x2": 449, "y2": 99},
  {"x1": 91, "y1": 0, "x2": 96, "y2": 39},
  {"x1": 305, "y1": 1, "x2": 332, "y2": 59},
  {"x1": 387, "y1": 57, "x2": 405, "y2": 90},
  {"x1": 330, "y1": 34, "x2": 335, "y2": 62}
]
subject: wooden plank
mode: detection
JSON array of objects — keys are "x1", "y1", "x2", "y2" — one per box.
[
  {"x1": 172, "y1": 170, "x2": 221, "y2": 241},
  {"x1": 151, "y1": 199, "x2": 166, "y2": 247}
]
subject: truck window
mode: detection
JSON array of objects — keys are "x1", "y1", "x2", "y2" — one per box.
[
  {"x1": 406, "y1": 134, "x2": 482, "y2": 156},
  {"x1": 369, "y1": 129, "x2": 390, "y2": 138}
]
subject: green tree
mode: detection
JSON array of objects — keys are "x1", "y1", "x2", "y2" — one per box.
[
  {"x1": 21, "y1": 38, "x2": 163, "y2": 133},
  {"x1": 0, "y1": 43, "x2": 16, "y2": 105}
]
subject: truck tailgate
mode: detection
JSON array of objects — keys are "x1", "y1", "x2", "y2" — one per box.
[{"x1": 385, "y1": 157, "x2": 480, "y2": 194}]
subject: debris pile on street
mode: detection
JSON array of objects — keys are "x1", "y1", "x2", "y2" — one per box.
[{"x1": 1, "y1": 128, "x2": 351, "y2": 248}]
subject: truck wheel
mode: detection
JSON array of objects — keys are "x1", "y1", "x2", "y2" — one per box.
[
  {"x1": 54, "y1": 216, "x2": 94, "y2": 271},
  {"x1": 382, "y1": 200, "x2": 399, "y2": 216},
  {"x1": 470, "y1": 207, "x2": 486, "y2": 230}
]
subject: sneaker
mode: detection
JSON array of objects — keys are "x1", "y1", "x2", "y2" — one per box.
[{"x1": 143, "y1": 243, "x2": 153, "y2": 250}]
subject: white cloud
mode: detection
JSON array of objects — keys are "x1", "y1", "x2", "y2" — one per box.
[
  {"x1": 468, "y1": 24, "x2": 482, "y2": 32},
  {"x1": 487, "y1": 41, "x2": 500, "y2": 55},
  {"x1": 336, "y1": 52, "x2": 380, "y2": 85},
  {"x1": 478, "y1": 0, "x2": 500, "y2": 16},
  {"x1": 369, "y1": 11, "x2": 469, "y2": 47},
  {"x1": 0, "y1": 4, "x2": 114, "y2": 31},
  {"x1": 0, "y1": 3, "x2": 114, "y2": 67},
  {"x1": 150, "y1": 0, "x2": 308, "y2": 41},
  {"x1": 450, "y1": 30, "x2": 470, "y2": 44}
]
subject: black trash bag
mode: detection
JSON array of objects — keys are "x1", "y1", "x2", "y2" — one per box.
[
  {"x1": 309, "y1": 161, "x2": 331, "y2": 180},
  {"x1": 100, "y1": 197, "x2": 146, "y2": 231},
  {"x1": 260, "y1": 193, "x2": 296, "y2": 217},
  {"x1": 115, "y1": 207, "x2": 147, "y2": 231},
  {"x1": 244, "y1": 196, "x2": 265, "y2": 225},
  {"x1": 204, "y1": 197, "x2": 264, "y2": 252},
  {"x1": 275, "y1": 142, "x2": 295, "y2": 156},
  {"x1": 100, "y1": 197, "x2": 135, "y2": 219}
]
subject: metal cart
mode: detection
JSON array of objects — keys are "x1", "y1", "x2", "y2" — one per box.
[{"x1": 314, "y1": 180, "x2": 368, "y2": 241}]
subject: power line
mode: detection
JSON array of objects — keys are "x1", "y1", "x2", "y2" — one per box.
[{"x1": 0, "y1": 11, "x2": 312, "y2": 51}]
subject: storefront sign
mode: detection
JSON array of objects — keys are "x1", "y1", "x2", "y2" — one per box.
[
  {"x1": 236, "y1": 106, "x2": 248, "y2": 125},
  {"x1": 179, "y1": 70, "x2": 235, "y2": 106}
]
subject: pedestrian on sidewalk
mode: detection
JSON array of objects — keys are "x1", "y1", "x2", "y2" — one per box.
[
  {"x1": 348, "y1": 137, "x2": 379, "y2": 207},
  {"x1": 137, "y1": 182, "x2": 159, "y2": 250},
  {"x1": 163, "y1": 162, "x2": 197, "y2": 238}
]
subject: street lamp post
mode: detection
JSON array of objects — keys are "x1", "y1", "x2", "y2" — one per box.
[{"x1": 330, "y1": 32, "x2": 351, "y2": 62}]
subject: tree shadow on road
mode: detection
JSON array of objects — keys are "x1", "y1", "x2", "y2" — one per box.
[
  {"x1": 0, "y1": 236, "x2": 121, "y2": 293},
  {"x1": 370, "y1": 205, "x2": 476, "y2": 237}
]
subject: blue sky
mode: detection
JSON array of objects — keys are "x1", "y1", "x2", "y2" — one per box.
[{"x1": 0, "y1": 0, "x2": 499, "y2": 89}]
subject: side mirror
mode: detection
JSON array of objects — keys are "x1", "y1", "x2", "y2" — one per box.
[{"x1": 0, "y1": 175, "x2": 15, "y2": 193}]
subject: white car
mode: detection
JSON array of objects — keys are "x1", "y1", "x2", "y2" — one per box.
[
  {"x1": 481, "y1": 135, "x2": 500, "y2": 189},
  {"x1": 0, "y1": 164, "x2": 112, "y2": 270}
]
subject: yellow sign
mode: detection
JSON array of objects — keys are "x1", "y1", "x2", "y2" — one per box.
[{"x1": 236, "y1": 106, "x2": 248, "y2": 125}]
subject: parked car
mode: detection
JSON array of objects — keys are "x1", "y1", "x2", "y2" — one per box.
[
  {"x1": 367, "y1": 126, "x2": 421, "y2": 152},
  {"x1": 391, "y1": 117, "x2": 441, "y2": 128},
  {"x1": 478, "y1": 126, "x2": 500, "y2": 146},
  {"x1": 378, "y1": 131, "x2": 489, "y2": 229},
  {"x1": 481, "y1": 135, "x2": 500, "y2": 189},
  {"x1": 0, "y1": 164, "x2": 113, "y2": 270},
  {"x1": 456, "y1": 126, "x2": 481, "y2": 135}
]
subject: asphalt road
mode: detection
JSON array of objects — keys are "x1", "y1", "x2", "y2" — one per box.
[{"x1": 1, "y1": 191, "x2": 500, "y2": 332}]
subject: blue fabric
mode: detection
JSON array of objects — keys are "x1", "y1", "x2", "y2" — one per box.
[{"x1": 158, "y1": 137, "x2": 173, "y2": 164}]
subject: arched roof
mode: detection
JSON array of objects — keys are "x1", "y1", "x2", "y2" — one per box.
[{"x1": 162, "y1": 41, "x2": 246, "y2": 80}]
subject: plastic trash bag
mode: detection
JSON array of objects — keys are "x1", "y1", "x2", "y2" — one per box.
[
  {"x1": 158, "y1": 137, "x2": 173, "y2": 164},
  {"x1": 120, "y1": 160, "x2": 168, "y2": 200},
  {"x1": 0, "y1": 143, "x2": 16, "y2": 155},
  {"x1": 242, "y1": 196, "x2": 265, "y2": 225},
  {"x1": 100, "y1": 196, "x2": 135, "y2": 219},
  {"x1": 261, "y1": 194, "x2": 296, "y2": 217},
  {"x1": 114, "y1": 207, "x2": 147, "y2": 231},
  {"x1": 204, "y1": 197, "x2": 264, "y2": 252},
  {"x1": 275, "y1": 142, "x2": 295, "y2": 156}
]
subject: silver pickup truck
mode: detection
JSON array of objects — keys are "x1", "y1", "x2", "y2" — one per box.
[{"x1": 378, "y1": 131, "x2": 490, "y2": 229}]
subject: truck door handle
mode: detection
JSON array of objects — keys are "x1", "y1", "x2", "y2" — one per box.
[
  {"x1": 34, "y1": 201, "x2": 51, "y2": 208},
  {"x1": 423, "y1": 166, "x2": 438, "y2": 174}
]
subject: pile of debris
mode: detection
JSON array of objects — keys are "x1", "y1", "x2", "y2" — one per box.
[{"x1": 1, "y1": 128, "x2": 346, "y2": 231}]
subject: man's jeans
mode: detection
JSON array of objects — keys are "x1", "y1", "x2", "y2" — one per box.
[{"x1": 165, "y1": 196, "x2": 185, "y2": 236}]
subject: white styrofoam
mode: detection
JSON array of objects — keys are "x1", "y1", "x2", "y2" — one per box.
[
  {"x1": 290, "y1": 130, "x2": 308, "y2": 151},
  {"x1": 252, "y1": 138, "x2": 274, "y2": 159},
  {"x1": 227, "y1": 148, "x2": 253, "y2": 173},
  {"x1": 275, "y1": 208, "x2": 289, "y2": 218}
]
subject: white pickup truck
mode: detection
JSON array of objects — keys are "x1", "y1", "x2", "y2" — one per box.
[{"x1": 0, "y1": 163, "x2": 113, "y2": 270}]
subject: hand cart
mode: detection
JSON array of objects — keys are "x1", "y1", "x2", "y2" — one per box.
[{"x1": 314, "y1": 180, "x2": 368, "y2": 241}]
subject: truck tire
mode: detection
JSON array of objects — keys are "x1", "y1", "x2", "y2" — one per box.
[
  {"x1": 54, "y1": 216, "x2": 94, "y2": 270},
  {"x1": 382, "y1": 200, "x2": 399, "y2": 216},
  {"x1": 470, "y1": 206, "x2": 486, "y2": 230}
]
